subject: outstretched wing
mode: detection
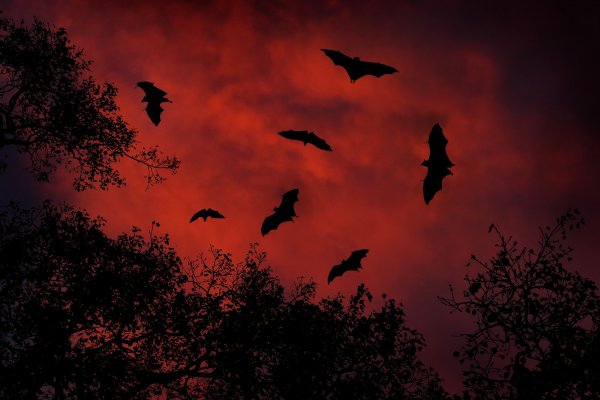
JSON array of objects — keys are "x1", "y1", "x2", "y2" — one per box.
[
  {"x1": 328, "y1": 249, "x2": 369, "y2": 284},
  {"x1": 321, "y1": 49, "x2": 353, "y2": 67},
  {"x1": 145, "y1": 102, "x2": 164, "y2": 126},
  {"x1": 261, "y1": 189, "x2": 299, "y2": 236},
  {"x1": 428, "y1": 124, "x2": 454, "y2": 167},
  {"x1": 190, "y1": 208, "x2": 225, "y2": 223},
  {"x1": 206, "y1": 209, "x2": 225, "y2": 219},
  {"x1": 137, "y1": 81, "x2": 168, "y2": 98},
  {"x1": 347, "y1": 249, "x2": 369, "y2": 266},
  {"x1": 278, "y1": 189, "x2": 299, "y2": 218},
  {"x1": 322, "y1": 49, "x2": 397, "y2": 82},
  {"x1": 355, "y1": 60, "x2": 398, "y2": 79},
  {"x1": 278, "y1": 130, "x2": 309, "y2": 142},
  {"x1": 327, "y1": 263, "x2": 347, "y2": 284},
  {"x1": 190, "y1": 209, "x2": 208, "y2": 223},
  {"x1": 306, "y1": 132, "x2": 333, "y2": 151},
  {"x1": 206, "y1": 208, "x2": 225, "y2": 218},
  {"x1": 261, "y1": 212, "x2": 288, "y2": 236}
]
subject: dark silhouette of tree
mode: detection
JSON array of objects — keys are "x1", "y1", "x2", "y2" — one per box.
[
  {"x1": 0, "y1": 15, "x2": 179, "y2": 190},
  {"x1": 440, "y1": 209, "x2": 600, "y2": 400},
  {"x1": 0, "y1": 202, "x2": 186, "y2": 399},
  {"x1": 1, "y1": 202, "x2": 449, "y2": 399},
  {"x1": 196, "y1": 256, "x2": 447, "y2": 400}
]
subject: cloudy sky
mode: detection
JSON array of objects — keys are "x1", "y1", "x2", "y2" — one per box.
[{"x1": 2, "y1": 0, "x2": 600, "y2": 392}]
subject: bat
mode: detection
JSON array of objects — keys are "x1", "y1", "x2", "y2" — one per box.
[
  {"x1": 321, "y1": 49, "x2": 398, "y2": 83},
  {"x1": 190, "y1": 208, "x2": 225, "y2": 223},
  {"x1": 261, "y1": 189, "x2": 299, "y2": 236},
  {"x1": 328, "y1": 249, "x2": 369, "y2": 284},
  {"x1": 421, "y1": 123, "x2": 454, "y2": 205},
  {"x1": 278, "y1": 130, "x2": 332, "y2": 151},
  {"x1": 137, "y1": 81, "x2": 172, "y2": 126}
]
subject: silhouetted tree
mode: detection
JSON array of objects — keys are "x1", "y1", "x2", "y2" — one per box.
[
  {"x1": 440, "y1": 209, "x2": 600, "y2": 400},
  {"x1": 0, "y1": 202, "x2": 186, "y2": 399},
  {"x1": 0, "y1": 15, "x2": 179, "y2": 190},
  {"x1": 1, "y1": 202, "x2": 449, "y2": 399},
  {"x1": 195, "y1": 255, "x2": 447, "y2": 400}
]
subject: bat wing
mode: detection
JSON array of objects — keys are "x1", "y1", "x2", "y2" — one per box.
[
  {"x1": 322, "y1": 49, "x2": 397, "y2": 82},
  {"x1": 190, "y1": 209, "x2": 208, "y2": 223},
  {"x1": 328, "y1": 249, "x2": 369, "y2": 284},
  {"x1": 327, "y1": 263, "x2": 348, "y2": 284},
  {"x1": 321, "y1": 49, "x2": 362, "y2": 82},
  {"x1": 306, "y1": 132, "x2": 332, "y2": 151},
  {"x1": 278, "y1": 130, "x2": 309, "y2": 142},
  {"x1": 261, "y1": 212, "x2": 289, "y2": 236},
  {"x1": 137, "y1": 81, "x2": 168, "y2": 98},
  {"x1": 355, "y1": 60, "x2": 398, "y2": 80},
  {"x1": 261, "y1": 189, "x2": 299, "y2": 236},
  {"x1": 423, "y1": 166, "x2": 452, "y2": 205},
  {"x1": 145, "y1": 102, "x2": 163, "y2": 126},
  {"x1": 206, "y1": 208, "x2": 225, "y2": 219},
  {"x1": 321, "y1": 49, "x2": 353, "y2": 67},
  {"x1": 278, "y1": 188, "x2": 299, "y2": 218},
  {"x1": 428, "y1": 124, "x2": 454, "y2": 167}
]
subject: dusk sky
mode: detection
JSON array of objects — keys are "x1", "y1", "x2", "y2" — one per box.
[{"x1": 2, "y1": 0, "x2": 600, "y2": 393}]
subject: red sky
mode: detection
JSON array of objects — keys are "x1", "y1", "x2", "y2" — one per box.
[{"x1": 3, "y1": 0, "x2": 600, "y2": 393}]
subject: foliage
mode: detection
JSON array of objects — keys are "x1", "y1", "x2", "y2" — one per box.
[
  {"x1": 0, "y1": 202, "x2": 448, "y2": 399},
  {"x1": 440, "y1": 209, "x2": 600, "y2": 400},
  {"x1": 193, "y1": 250, "x2": 447, "y2": 400},
  {"x1": 0, "y1": 15, "x2": 179, "y2": 190},
  {"x1": 0, "y1": 202, "x2": 184, "y2": 399}
]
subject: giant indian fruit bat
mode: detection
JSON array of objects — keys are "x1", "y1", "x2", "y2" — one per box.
[
  {"x1": 421, "y1": 123, "x2": 454, "y2": 205},
  {"x1": 190, "y1": 208, "x2": 225, "y2": 223},
  {"x1": 328, "y1": 249, "x2": 369, "y2": 284},
  {"x1": 278, "y1": 130, "x2": 332, "y2": 151},
  {"x1": 261, "y1": 189, "x2": 299, "y2": 236},
  {"x1": 137, "y1": 81, "x2": 171, "y2": 126},
  {"x1": 321, "y1": 49, "x2": 398, "y2": 83}
]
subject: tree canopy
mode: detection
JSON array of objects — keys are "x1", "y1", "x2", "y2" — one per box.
[
  {"x1": 440, "y1": 209, "x2": 600, "y2": 400},
  {"x1": 0, "y1": 15, "x2": 179, "y2": 190},
  {"x1": 0, "y1": 202, "x2": 448, "y2": 399}
]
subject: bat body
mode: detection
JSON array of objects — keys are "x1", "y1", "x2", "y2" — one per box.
[
  {"x1": 321, "y1": 49, "x2": 398, "y2": 83},
  {"x1": 328, "y1": 249, "x2": 369, "y2": 284},
  {"x1": 421, "y1": 123, "x2": 454, "y2": 205},
  {"x1": 190, "y1": 208, "x2": 225, "y2": 223},
  {"x1": 278, "y1": 130, "x2": 332, "y2": 151},
  {"x1": 261, "y1": 189, "x2": 299, "y2": 236},
  {"x1": 137, "y1": 81, "x2": 171, "y2": 126}
]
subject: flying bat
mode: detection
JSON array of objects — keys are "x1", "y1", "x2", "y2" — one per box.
[
  {"x1": 261, "y1": 189, "x2": 299, "y2": 236},
  {"x1": 190, "y1": 208, "x2": 225, "y2": 223},
  {"x1": 137, "y1": 81, "x2": 172, "y2": 126},
  {"x1": 278, "y1": 130, "x2": 332, "y2": 152},
  {"x1": 328, "y1": 249, "x2": 369, "y2": 284},
  {"x1": 321, "y1": 49, "x2": 398, "y2": 83},
  {"x1": 421, "y1": 123, "x2": 454, "y2": 205}
]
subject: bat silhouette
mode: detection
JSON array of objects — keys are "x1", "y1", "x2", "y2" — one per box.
[
  {"x1": 278, "y1": 130, "x2": 332, "y2": 152},
  {"x1": 321, "y1": 49, "x2": 398, "y2": 83},
  {"x1": 421, "y1": 123, "x2": 454, "y2": 205},
  {"x1": 328, "y1": 249, "x2": 369, "y2": 284},
  {"x1": 190, "y1": 208, "x2": 225, "y2": 223},
  {"x1": 261, "y1": 189, "x2": 299, "y2": 236},
  {"x1": 137, "y1": 81, "x2": 172, "y2": 126}
]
